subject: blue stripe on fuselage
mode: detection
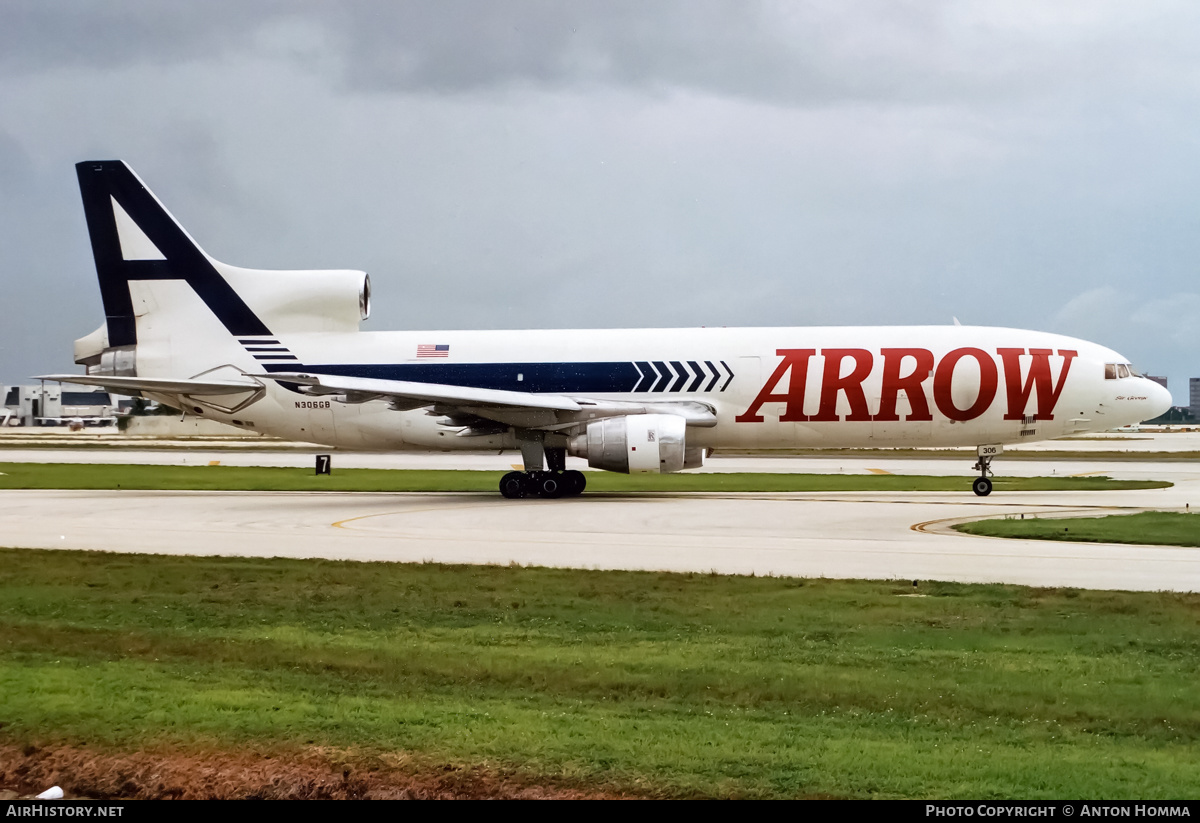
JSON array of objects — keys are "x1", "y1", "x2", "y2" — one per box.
[{"x1": 264, "y1": 361, "x2": 644, "y2": 394}]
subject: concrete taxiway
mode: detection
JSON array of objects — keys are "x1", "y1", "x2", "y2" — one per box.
[
  {"x1": 1, "y1": 485, "x2": 1196, "y2": 592},
  {"x1": 1, "y1": 447, "x2": 1199, "y2": 481},
  {"x1": 1, "y1": 434, "x2": 1197, "y2": 592}
]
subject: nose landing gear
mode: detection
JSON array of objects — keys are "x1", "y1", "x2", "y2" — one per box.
[{"x1": 971, "y1": 445, "x2": 1001, "y2": 496}]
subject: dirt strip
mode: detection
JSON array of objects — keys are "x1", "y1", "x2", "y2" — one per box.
[{"x1": 0, "y1": 742, "x2": 639, "y2": 800}]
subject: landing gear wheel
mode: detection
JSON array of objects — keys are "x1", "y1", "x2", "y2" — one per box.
[
  {"x1": 499, "y1": 469, "x2": 586, "y2": 499},
  {"x1": 539, "y1": 472, "x2": 565, "y2": 499},
  {"x1": 499, "y1": 472, "x2": 525, "y2": 499},
  {"x1": 971, "y1": 448, "x2": 998, "y2": 498},
  {"x1": 563, "y1": 470, "x2": 586, "y2": 497}
]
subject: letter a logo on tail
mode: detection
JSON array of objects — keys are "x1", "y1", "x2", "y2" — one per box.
[{"x1": 76, "y1": 160, "x2": 271, "y2": 347}]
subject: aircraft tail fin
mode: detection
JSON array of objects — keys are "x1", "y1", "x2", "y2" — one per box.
[{"x1": 75, "y1": 160, "x2": 272, "y2": 349}]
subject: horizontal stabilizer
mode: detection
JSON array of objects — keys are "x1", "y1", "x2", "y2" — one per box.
[
  {"x1": 259, "y1": 372, "x2": 582, "y2": 412},
  {"x1": 35, "y1": 374, "x2": 263, "y2": 397}
]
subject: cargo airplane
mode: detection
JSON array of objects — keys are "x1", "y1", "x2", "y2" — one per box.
[{"x1": 41, "y1": 161, "x2": 1172, "y2": 498}]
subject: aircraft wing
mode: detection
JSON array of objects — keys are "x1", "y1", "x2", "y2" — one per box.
[
  {"x1": 258, "y1": 372, "x2": 717, "y2": 428},
  {"x1": 259, "y1": 372, "x2": 582, "y2": 411},
  {"x1": 34, "y1": 374, "x2": 263, "y2": 396}
]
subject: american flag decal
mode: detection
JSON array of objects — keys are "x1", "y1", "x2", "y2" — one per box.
[{"x1": 417, "y1": 344, "x2": 450, "y2": 358}]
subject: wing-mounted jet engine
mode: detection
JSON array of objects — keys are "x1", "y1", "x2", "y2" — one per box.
[{"x1": 568, "y1": 414, "x2": 706, "y2": 474}]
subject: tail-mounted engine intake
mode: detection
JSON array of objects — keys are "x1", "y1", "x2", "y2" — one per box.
[
  {"x1": 218, "y1": 268, "x2": 371, "y2": 333},
  {"x1": 568, "y1": 413, "x2": 705, "y2": 474}
]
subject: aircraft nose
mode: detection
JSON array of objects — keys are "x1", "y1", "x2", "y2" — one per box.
[{"x1": 1146, "y1": 379, "x2": 1173, "y2": 419}]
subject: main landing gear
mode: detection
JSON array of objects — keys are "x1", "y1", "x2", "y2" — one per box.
[
  {"x1": 499, "y1": 469, "x2": 587, "y2": 499},
  {"x1": 971, "y1": 445, "x2": 1000, "y2": 497},
  {"x1": 498, "y1": 432, "x2": 586, "y2": 499}
]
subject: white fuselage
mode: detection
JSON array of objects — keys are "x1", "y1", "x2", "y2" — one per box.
[{"x1": 140, "y1": 323, "x2": 1170, "y2": 453}]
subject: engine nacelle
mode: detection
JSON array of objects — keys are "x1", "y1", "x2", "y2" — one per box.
[
  {"x1": 568, "y1": 414, "x2": 705, "y2": 474},
  {"x1": 217, "y1": 264, "x2": 371, "y2": 333}
]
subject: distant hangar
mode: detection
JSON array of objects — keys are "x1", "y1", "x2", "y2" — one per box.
[{"x1": 1, "y1": 384, "x2": 122, "y2": 427}]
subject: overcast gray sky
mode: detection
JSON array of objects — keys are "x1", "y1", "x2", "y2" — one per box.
[{"x1": 3, "y1": 1, "x2": 1198, "y2": 402}]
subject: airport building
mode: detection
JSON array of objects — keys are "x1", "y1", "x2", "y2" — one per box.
[
  {"x1": 1, "y1": 384, "x2": 119, "y2": 427},
  {"x1": 1147, "y1": 375, "x2": 1168, "y2": 391},
  {"x1": 1192, "y1": 378, "x2": 1200, "y2": 419}
]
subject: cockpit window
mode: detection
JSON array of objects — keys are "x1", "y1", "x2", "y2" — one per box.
[
  {"x1": 1128, "y1": 365, "x2": 1143, "y2": 377},
  {"x1": 1105, "y1": 363, "x2": 1117, "y2": 380},
  {"x1": 1117, "y1": 364, "x2": 1130, "y2": 379}
]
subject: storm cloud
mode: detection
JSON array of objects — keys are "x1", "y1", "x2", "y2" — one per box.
[{"x1": 2, "y1": 1, "x2": 1198, "y2": 400}]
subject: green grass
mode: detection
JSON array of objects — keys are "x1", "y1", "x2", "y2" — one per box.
[
  {"x1": 955, "y1": 511, "x2": 1200, "y2": 547},
  {"x1": 2, "y1": 550, "x2": 1200, "y2": 798},
  {"x1": 0, "y1": 462, "x2": 1171, "y2": 493}
]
